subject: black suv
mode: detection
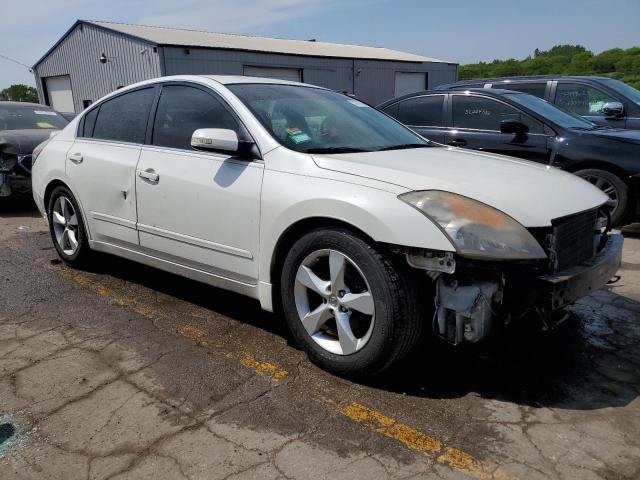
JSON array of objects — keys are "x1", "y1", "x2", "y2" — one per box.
[
  {"x1": 378, "y1": 89, "x2": 640, "y2": 225},
  {"x1": 435, "y1": 76, "x2": 640, "y2": 130}
]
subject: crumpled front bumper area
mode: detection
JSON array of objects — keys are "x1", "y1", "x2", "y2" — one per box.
[{"x1": 537, "y1": 233, "x2": 623, "y2": 311}]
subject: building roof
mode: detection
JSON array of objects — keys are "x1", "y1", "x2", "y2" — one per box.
[{"x1": 80, "y1": 20, "x2": 448, "y2": 63}]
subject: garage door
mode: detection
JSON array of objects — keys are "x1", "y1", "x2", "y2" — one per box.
[
  {"x1": 45, "y1": 75, "x2": 74, "y2": 113},
  {"x1": 243, "y1": 66, "x2": 302, "y2": 83},
  {"x1": 394, "y1": 72, "x2": 427, "y2": 97}
]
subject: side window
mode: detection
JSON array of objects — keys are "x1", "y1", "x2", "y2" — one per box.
[
  {"x1": 395, "y1": 95, "x2": 445, "y2": 126},
  {"x1": 82, "y1": 107, "x2": 98, "y2": 137},
  {"x1": 152, "y1": 85, "x2": 240, "y2": 150},
  {"x1": 92, "y1": 88, "x2": 154, "y2": 143},
  {"x1": 381, "y1": 103, "x2": 399, "y2": 118},
  {"x1": 452, "y1": 96, "x2": 544, "y2": 133},
  {"x1": 555, "y1": 83, "x2": 618, "y2": 116},
  {"x1": 494, "y1": 82, "x2": 547, "y2": 98}
]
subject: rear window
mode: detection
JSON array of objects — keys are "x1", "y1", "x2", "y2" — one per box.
[
  {"x1": 0, "y1": 104, "x2": 68, "y2": 130},
  {"x1": 91, "y1": 88, "x2": 154, "y2": 143}
]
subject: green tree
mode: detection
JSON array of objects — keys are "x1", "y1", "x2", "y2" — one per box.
[
  {"x1": 459, "y1": 45, "x2": 640, "y2": 90},
  {"x1": 0, "y1": 84, "x2": 39, "y2": 103}
]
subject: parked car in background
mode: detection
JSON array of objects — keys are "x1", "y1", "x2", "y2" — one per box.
[
  {"x1": 379, "y1": 88, "x2": 640, "y2": 225},
  {"x1": 435, "y1": 76, "x2": 640, "y2": 130},
  {"x1": 32, "y1": 76, "x2": 621, "y2": 378},
  {"x1": 0, "y1": 101, "x2": 68, "y2": 198}
]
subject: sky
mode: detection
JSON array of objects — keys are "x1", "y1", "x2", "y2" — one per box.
[{"x1": 1, "y1": 0, "x2": 639, "y2": 89}]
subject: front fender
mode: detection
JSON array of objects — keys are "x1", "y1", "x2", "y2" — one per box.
[{"x1": 259, "y1": 169, "x2": 455, "y2": 285}]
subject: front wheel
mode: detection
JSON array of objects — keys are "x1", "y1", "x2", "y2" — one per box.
[
  {"x1": 47, "y1": 185, "x2": 93, "y2": 267},
  {"x1": 279, "y1": 228, "x2": 423, "y2": 378},
  {"x1": 574, "y1": 168, "x2": 629, "y2": 226}
]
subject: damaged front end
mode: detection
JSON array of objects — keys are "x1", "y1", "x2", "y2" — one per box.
[
  {"x1": 0, "y1": 152, "x2": 33, "y2": 197},
  {"x1": 399, "y1": 191, "x2": 623, "y2": 345}
]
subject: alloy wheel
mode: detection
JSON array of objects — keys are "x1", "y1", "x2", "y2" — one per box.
[
  {"x1": 294, "y1": 249, "x2": 375, "y2": 355},
  {"x1": 583, "y1": 174, "x2": 619, "y2": 216},
  {"x1": 52, "y1": 196, "x2": 79, "y2": 256}
]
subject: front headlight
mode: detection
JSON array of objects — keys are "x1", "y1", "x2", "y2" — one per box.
[{"x1": 399, "y1": 190, "x2": 546, "y2": 260}]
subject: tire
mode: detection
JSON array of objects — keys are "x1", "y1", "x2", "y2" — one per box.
[
  {"x1": 574, "y1": 168, "x2": 629, "y2": 226},
  {"x1": 279, "y1": 228, "x2": 423, "y2": 378},
  {"x1": 47, "y1": 185, "x2": 93, "y2": 267}
]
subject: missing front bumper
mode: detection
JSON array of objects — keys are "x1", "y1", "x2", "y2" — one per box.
[{"x1": 537, "y1": 234, "x2": 623, "y2": 311}]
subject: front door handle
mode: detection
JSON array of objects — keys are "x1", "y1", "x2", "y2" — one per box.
[
  {"x1": 138, "y1": 168, "x2": 159, "y2": 183},
  {"x1": 448, "y1": 139, "x2": 467, "y2": 147},
  {"x1": 68, "y1": 152, "x2": 83, "y2": 164}
]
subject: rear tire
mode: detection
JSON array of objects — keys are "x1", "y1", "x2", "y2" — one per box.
[
  {"x1": 279, "y1": 228, "x2": 423, "y2": 378},
  {"x1": 47, "y1": 185, "x2": 93, "y2": 267},
  {"x1": 574, "y1": 168, "x2": 629, "y2": 226}
]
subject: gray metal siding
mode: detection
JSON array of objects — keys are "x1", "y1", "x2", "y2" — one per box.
[
  {"x1": 34, "y1": 23, "x2": 161, "y2": 112},
  {"x1": 163, "y1": 46, "x2": 455, "y2": 104}
]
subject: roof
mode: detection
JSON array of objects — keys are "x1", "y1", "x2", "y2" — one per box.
[
  {"x1": 0, "y1": 101, "x2": 48, "y2": 108},
  {"x1": 436, "y1": 75, "x2": 614, "y2": 89},
  {"x1": 79, "y1": 20, "x2": 448, "y2": 63},
  {"x1": 377, "y1": 88, "x2": 525, "y2": 107}
]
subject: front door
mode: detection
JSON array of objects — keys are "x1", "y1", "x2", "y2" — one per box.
[
  {"x1": 66, "y1": 86, "x2": 155, "y2": 246},
  {"x1": 554, "y1": 82, "x2": 627, "y2": 128},
  {"x1": 135, "y1": 84, "x2": 264, "y2": 284},
  {"x1": 446, "y1": 94, "x2": 551, "y2": 163}
]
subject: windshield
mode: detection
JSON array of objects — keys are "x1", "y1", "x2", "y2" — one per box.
[
  {"x1": 599, "y1": 78, "x2": 640, "y2": 107},
  {"x1": 227, "y1": 84, "x2": 429, "y2": 153},
  {"x1": 0, "y1": 104, "x2": 69, "y2": 131},
  {"x1": 506, "y1": 93, "x2": 596, "y2": 130}
]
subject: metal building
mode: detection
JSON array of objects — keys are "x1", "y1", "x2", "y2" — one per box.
[{"x1": 33, "y1": 20, "x2": 457, "y2": 112}]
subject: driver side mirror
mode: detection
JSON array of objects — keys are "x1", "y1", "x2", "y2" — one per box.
[
  {"x1": 191, "y1": 128, "x2": 239, "y2": 153},
  {"x1": 191, "y1": 128, "x2": 260, "y2": 159},
  {"x1": 500, "y1": 120, "x2": 529, "y2": 136},
  {"x1": 602, "y1": 102, "x2": 624, "y2": 118}
]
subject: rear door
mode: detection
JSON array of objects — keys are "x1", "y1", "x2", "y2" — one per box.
[
  {"x1": 446, "y1": 94, "x2": 551, "y2": 163},
  {"x1": 381, "y1": 94, "x2": 447, "y2": 143},
  {"x1": 552, "y1": 81, "x2": 626, "y2": 128},
  {"x1": 135, "y1": 83, "x2": 264, "y2": 283},
  {"x1": 67, "y1": 86, "x2": 155, "y2": 246}
]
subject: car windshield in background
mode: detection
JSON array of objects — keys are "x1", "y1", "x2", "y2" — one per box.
[
  {"x1": 600, "y1": 78, "x2": 640, "y2": 107},
  {"x1": 0, "y1": 104, "x2": 69, "y2": 131},
  {"x1": 228, "y1": 84, "x2": 429, "y2": 153},
  {"x1": 506, "y1": 92, "x2": 596, "y2": 130}
]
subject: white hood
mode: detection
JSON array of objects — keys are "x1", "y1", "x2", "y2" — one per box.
[{"x1": 312, "y1": 147, "x2": 608, "y2": 227}]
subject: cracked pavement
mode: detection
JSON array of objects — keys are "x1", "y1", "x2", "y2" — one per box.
[{"x1": 1, "y1": 199, "x2": 639, "y2": 479}]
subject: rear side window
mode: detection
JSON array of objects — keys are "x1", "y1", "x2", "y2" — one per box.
[
  {"x1": 394, "y1": 95, "x2": 445, "y2": 126},
  {"x1": 452, "y1": 95, "x2": 544, "y2": 133},
  {"x1": 494, "y1": 82, "x2": 547, "y2": 98},
  {"x1": 152, "y1": 85, "x2": 240, "y2": 150},
  {"x1": 82, "y1": 107, "x2": 98, "y2": 137},
  {"x1": 92, "y1": 88, "x2": 154, "y2": 143}
]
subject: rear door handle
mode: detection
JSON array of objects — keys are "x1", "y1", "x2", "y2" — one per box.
[
  {"x1": 448, "y1": 139, "x2": 467, "y2": 147},
  {"x1": 68, "y1": 152, "x2": 83, "y2": 164},
  {"x1": 138, "y1": 168, "x2": 159, "y2": 183}
]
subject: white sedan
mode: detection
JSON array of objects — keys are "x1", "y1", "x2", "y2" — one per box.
[{"x1": 31, "y1": 75, "x2": 623, "y2": 377}]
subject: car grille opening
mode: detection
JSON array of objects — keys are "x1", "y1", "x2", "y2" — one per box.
[{"x1": 551, "y1": 209, "x2": 597, "y2": 272}]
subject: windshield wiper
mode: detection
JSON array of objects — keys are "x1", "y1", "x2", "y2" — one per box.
[
  {"x1": 375, "y1": 143, "x2": 431, "y2": 151},
  {"x1": 302, "y1": 147, "x2": 370, "y2": 154}
]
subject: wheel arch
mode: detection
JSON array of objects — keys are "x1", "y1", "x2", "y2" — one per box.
[
  {"x1": 43, "y1": 179, "x2": 92, "y2": 240},
  {"x1": 565, "y1": 160, "x2": 632, "y2": 185}
]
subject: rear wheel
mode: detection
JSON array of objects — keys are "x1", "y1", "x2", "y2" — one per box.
[
  {"x1": 574, "y1": 168, "x2": 629, "y2": 226},
  {"x1": 280, "y1": 228, "x2": 423, "y2": 378},
  {"x1": 47, "y1": 186, "x2": 92, "y2": 267}
]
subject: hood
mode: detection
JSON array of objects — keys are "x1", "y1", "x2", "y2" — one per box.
[
  {"x1": 0, "y1": 129, "x2": 55, "y2": 155},
  {"x1": 312, "y1": 146, "x2": 608, "y2": 227},
  {"x1": 579, "y1": 127, "x2": 640, "y2": 145}
]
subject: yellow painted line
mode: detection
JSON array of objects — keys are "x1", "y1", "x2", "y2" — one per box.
[
  {"x1": 339, "y1": 402, "x2": 511, "y2": 480},
  {"x1": 50, "y1": 265, "x2": 288, "y2": 382},
  {"x1": 51, "y1": 264, "x2": 509, "y2": 477}
]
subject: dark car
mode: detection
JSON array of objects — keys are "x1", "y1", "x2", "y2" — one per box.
[
  {"x1": 0, "y1": 101, "x2": 68, "y2": 198},
  {"x1": 435, "y1": 76, "x2": 640, "y2": 130},
  {"x1": 378, "y1": 88, "x2": 640, "y2": 225}
]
